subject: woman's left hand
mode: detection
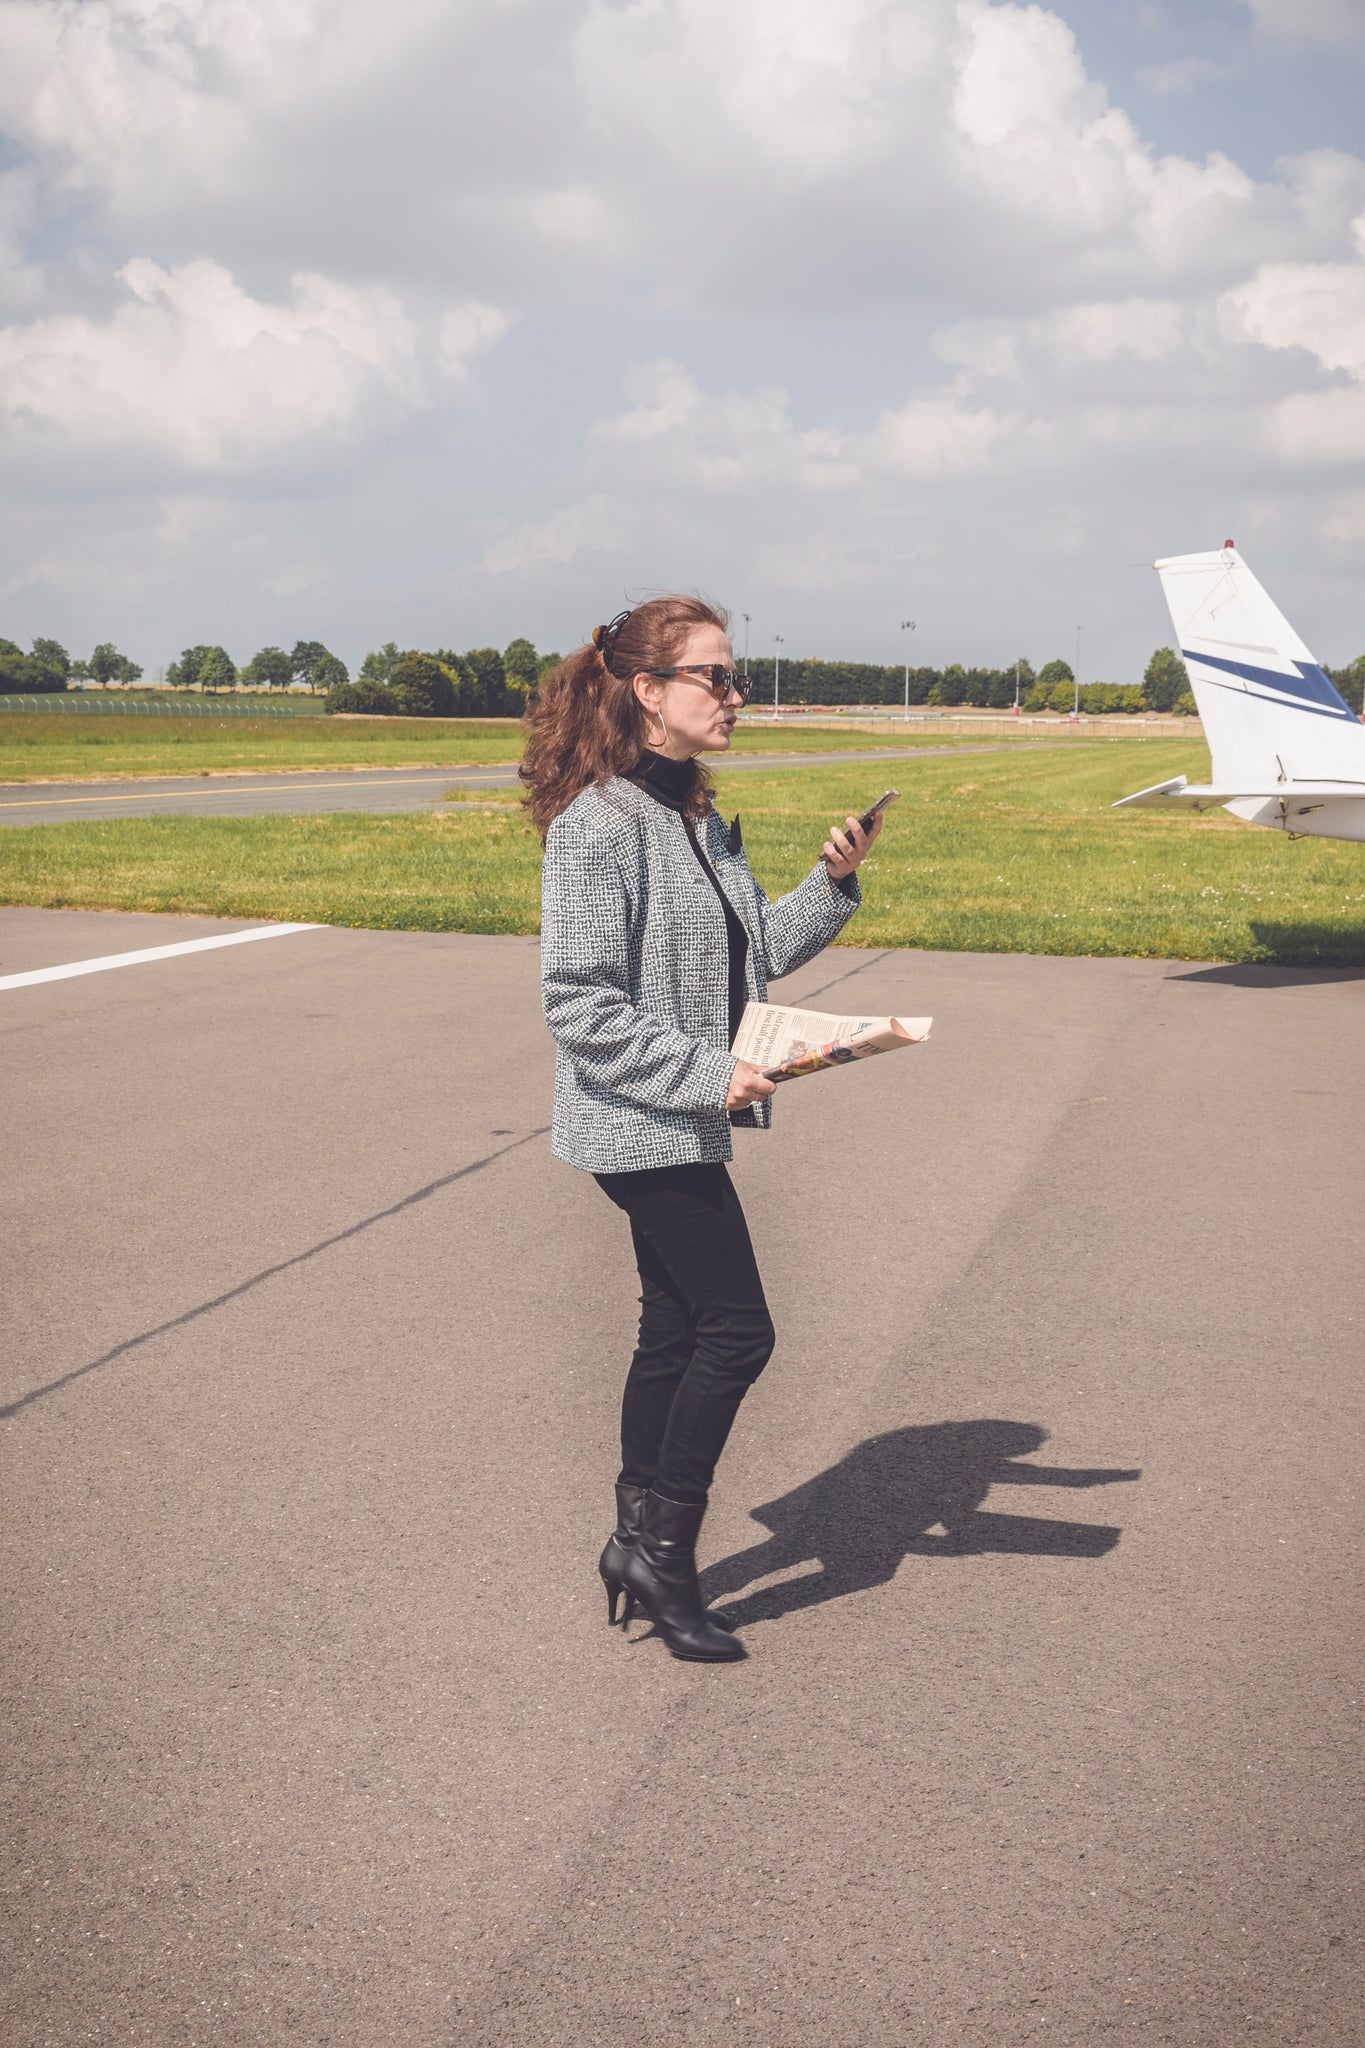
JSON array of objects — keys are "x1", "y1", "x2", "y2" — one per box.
[{"x1": 822, "y1": 810, "x2": 882, "y2": 880}]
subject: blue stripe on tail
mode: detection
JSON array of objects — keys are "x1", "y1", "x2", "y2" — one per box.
[{"x1": 1183, "y1": 649, "x2": 1355, "y2": 721}]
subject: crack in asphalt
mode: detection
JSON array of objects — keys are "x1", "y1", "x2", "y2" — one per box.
[{"x1": 2, "y1": 1127, "x2": 550, "y2": 1420}]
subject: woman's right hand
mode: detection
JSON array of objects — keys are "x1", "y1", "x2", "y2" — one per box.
[{"x1": 726, "y1": 1059, "x2": 778, "y2": 1112}]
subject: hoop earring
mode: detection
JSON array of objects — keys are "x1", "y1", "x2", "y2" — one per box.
[{"x1": 638, "y1": 689, "x2": 668, "y2": 750}]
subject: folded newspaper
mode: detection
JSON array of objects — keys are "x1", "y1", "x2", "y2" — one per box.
[{"x1": 732, "y1": 1001, "x2": 932, "y2": 1083}]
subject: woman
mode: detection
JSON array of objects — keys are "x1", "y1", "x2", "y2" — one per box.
[{"x1": 523, "y1": 596, "x2": 880, "y2": 1663}]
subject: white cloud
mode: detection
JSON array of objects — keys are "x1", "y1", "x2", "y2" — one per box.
[
  {"x1": 0, "y1": 0, "x2": 455, "y2": 214},
  {"x1": 1220, "y1": 236, "x2": 1365, "y2": 463},
  {"x1": 871, "y1": 386, "x2": 1016, "y2": 478},
  {"x1": 934, "y1": 297, "x2": 1189, "y2": 378},
  {"x1": 1221, "y1": 251, "x2": 1365, "y2": 376},
  {"x1": 590, "y1": 359, "x2": 857, "y2": 492},
  {"x1": 0, "y1": 257, "x2": 509, "y2": 475},
  {"x1": 482, "y1": 495, "x2": 630, "y2": 576},
  {"x1": 2, "y1": 0, "x2": 1357, "y2": 319}
]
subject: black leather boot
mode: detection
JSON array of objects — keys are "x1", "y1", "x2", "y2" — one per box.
[
  {"x1": 618, "y1": 1491, "x2": 747, "y2": 1662},
  {"x1": 599, "y1": 1483, "x2": 735, "y2": 1630}
]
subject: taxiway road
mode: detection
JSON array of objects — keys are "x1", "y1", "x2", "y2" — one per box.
[
  {"x1": 0, "y1": 743, "x2": 1066, "y2": 825},
  {"x1": 3, "y1": 906, "x2": 1360, "y2": 2046}
]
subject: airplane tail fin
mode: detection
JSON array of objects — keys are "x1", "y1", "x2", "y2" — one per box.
[{"x1": 1155, "y1": 546, "x2": 1365, "y2": 788}]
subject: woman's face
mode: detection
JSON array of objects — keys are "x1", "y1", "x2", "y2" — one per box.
[{"x1": 633, "y1": 621, "x2": 741, "y2": 760}]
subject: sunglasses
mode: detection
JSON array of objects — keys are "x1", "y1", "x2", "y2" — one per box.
[{"x1": 647, "y1": 664, "x2": 753, "y2": 705}]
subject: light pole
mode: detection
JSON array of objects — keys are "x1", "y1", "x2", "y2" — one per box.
[
  {"x1": 773, "y1": 635, "x2": 784, "y2": 720},
  {"x1": 742, "y1": 612, "x2": 751, "y2": 678},
  {"x1": 1074, "y1": 625, "x2": 1082, "y2": 721},
  {"x1": 1014, "y1": 659, "x2": 1022, "y2": 714},
  {"x1": 900, "y1": 619, "x2": 916, "y2": 717}
]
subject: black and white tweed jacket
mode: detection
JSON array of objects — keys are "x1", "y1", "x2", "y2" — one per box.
[{"x1": 541, "y1": 776, "x2": 861, "y2": 1172}]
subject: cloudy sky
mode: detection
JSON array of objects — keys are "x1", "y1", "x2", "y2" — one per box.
[{"x1": 1, "y1": 0, "x2": 1363, "y2": 682}]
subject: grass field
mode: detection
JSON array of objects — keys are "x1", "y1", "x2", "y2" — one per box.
[
  {"x1": 0, "y1": 709, "x2": 1092, "y2": 784},
  {"x1": 3, "y1": 742, "x2": 1362, "y2": 965},
  {"x1": 0, "y1": 712, "x2": 526, "y2": 782}
]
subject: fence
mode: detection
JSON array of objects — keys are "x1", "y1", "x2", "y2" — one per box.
[
  {"x1": 0, "y1": 694, "x2": 321, "y2": 718},
  {"x1": 738, "y1": 707, "x2": 1203, "y2": 737}
]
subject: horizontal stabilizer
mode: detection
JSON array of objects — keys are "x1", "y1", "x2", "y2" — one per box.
[{"x1": 1115, "y1": 776, "x2": 1365, "y2": 812}]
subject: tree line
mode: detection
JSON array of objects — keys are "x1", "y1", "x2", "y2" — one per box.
[
  {"x1": 4, "y1": 632, "x2": 1363, "y2": 719},
  {"x1": 327, "y1": 643, "x2": 1205, "y2": 718},
  {"x1": 744, "y1": 646, "x2": 1365, "y2": 715},
  {"x1": 323, "y1": 639, "x2": 556, "y2": 718},
  {"x1": 0, "y1": 637, "x2": 142, "y2": 691}
]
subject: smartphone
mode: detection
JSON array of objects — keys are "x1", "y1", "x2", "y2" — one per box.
[{"x1": 854, "y1": 788, "x2": 901, "y2": 833}]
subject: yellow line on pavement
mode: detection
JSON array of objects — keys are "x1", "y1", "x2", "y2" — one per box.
[{"x1": 0, "y1": 774, "x2": 515, "y2": 810}]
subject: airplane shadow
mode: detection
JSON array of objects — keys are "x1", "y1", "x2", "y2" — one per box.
[
  {"x1": 1174, "y1": 933, "x2": 1365, "y2": 987},
  {"x1": 700, "y1": 1421, "x2": 1140, "y2": 1630},
  {"x1": 1245, "y1": 920, "x2": 1365, "y2": 972}
]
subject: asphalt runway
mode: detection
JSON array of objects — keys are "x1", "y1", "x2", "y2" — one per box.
[
  {"x1": 3, "y1": 907, "x2": 1360, "y2": 2046},
  {"x1": 0, "y1": 743, "x2": 1065, "y2": 825}
]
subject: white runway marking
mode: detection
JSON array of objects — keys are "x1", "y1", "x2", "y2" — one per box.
[{"x1": 0, "y1": 922, "x2": 323, "y2": 991}]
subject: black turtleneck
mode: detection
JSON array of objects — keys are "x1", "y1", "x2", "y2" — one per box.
[{"x1": 624, "y1": 750, "x2": 750, "y2": 1050}]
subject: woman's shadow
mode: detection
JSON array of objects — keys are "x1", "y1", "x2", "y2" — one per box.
[{"x1": 701, "y1": 1421, "x2": 1140, "y2": 1629}]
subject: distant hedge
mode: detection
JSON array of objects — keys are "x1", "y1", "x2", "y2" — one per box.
[{"x1": 1022, "y1": 681, "x2": 1148, "y2": 714}]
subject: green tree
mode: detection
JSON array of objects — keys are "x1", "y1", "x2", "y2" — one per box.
[
  {"x1": 89, "y1": 642, "x2": 144, "y2": 686},
  {"x1": 537, "y1": 650, "x2": 563, "y2": 680},
  {"x1": 325, "y1": 676, "x2": 396, "y2": 715},
  {"x1": 31, "y1": 637, "x2": 71, "y2": 679},
  {"x1": 0, "y1": 647, "x2": 67, "y2": 691},
  {"x1": 1037, "y1": 658, "x2": 1074, "y2": 688},
  {"x1": 167, "y1": 645, "x2": 208, "y2": 689},
  {"x1": 502, "y1": 637, "x2": 539, "y2": 716},
  {"x1": 432, "y1": 650, "x2": 478, "y2": 714},
  {"x1": 240, "y1": 645, "x2": 292, "y2": 691},
  {"x1": 1142, "y1": 645, "x2": 1189, "y2": 713},
  {"x1": 198, "y1": 646, "x2": 237, "y2": 693},
  {"x1": 462, "y1": 646, "x2": 506, "y2": 716},
  {"x1": 390, "y1": 651, "x2": 456, "y2": 718},
  {"x1": 504, "y1": 637, "x2": 539, "y2": 686},
  {"x1": 289, "y1": 640, "x2": 332, "y2": 692},
  {"x1": 1077, "y1": 683, "x2": 1145, "y2": 714},
  {"x1": 1327, "y1": 655, "x2": 1365, "y2": 716},
  {"x1": 312, "y1": 651, "x2": 348, "y2": 694},
  {"x1": 360, "y1": 641, "x2": 400, "y2": 683}
]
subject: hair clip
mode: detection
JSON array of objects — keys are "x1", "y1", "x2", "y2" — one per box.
[{"x1": 594, "y1": 608, "x2": 633, "y2": 665}]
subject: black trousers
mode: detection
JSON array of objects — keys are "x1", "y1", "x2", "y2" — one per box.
[{"x1": 593, "y1": 1163, "x2": 776, "y2": 1505}]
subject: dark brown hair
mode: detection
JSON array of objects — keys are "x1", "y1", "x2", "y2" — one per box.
[{"x1": 519, "y1": 594, "x2": 730, "y2": 837}]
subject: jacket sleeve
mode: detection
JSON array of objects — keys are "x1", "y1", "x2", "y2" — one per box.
[
  {"x1": 541, "y1": 808, "x2": 737, "y2": 1114},
  {"x1": 750, "y1": 860, "x2": 862, "y2": 981}
]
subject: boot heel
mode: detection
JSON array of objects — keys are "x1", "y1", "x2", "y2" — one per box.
[
  {"x1": 623, "y1": 1491, "x2": 747, "y2": 1664},
  {"x1": 605, "y1": 1580, "x2": 622, "y2": 1625}
]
